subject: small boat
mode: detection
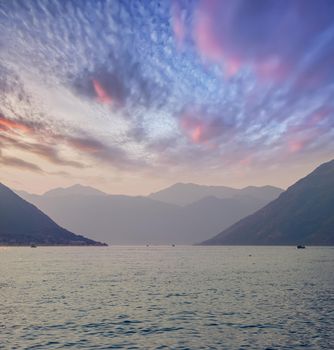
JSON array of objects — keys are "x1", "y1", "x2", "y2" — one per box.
[
  {"x1": 172, "y1": 244, "x2": 175, "y2": 247},
  {"x1": 30, "y1": 244, "x2": 37, "y2": 248},
  {"x1": 297, "y1": 245, "x2": 306, "y2": 249}
]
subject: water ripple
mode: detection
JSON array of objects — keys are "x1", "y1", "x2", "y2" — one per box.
[{"x1": 0, "y1": 246, "x2": 333, "y2": 349}]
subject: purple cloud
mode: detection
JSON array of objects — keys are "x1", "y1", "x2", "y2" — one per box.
[{"x1": 187, "y1": 0, "x2": 334, "y2": 86}]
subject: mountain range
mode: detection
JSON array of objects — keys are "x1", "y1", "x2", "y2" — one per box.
[
  {"x1": 201, "y1": 159, "x2": 334, "y2": 245},
  {"x1": 3, "y1": 159, "x2": 334, "y2": 246},
  {"x1": 17, "y1": 184, "x2": 283, "y2": 244},
  {"x1": 149, "y1": 183, "x2": 282, "y2": 206},
  {"x1": 0, "y1": 183, "x2": 105, "y2": 246}
]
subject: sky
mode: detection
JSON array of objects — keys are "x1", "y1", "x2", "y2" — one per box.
[{"x1": 0, "y1": 0, "x2": 333, "y2": 195}]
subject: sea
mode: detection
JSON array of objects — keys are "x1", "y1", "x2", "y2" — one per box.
[{"x1": 0, "y1": 246, "x2": 333, "y2": 349}]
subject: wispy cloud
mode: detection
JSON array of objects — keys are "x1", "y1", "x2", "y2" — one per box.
[
  {"x1": 188, "y1": 0, "x2": 334, "y2": 86},
  {"x1": 0, "y1": 149, "x2": 43, "y2": 173},
  {"x1": 0, "y1": 107, "x2": 146, "y2": 174}
]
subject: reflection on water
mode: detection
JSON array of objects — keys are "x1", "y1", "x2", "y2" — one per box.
[{"x1": 0, "y1": 246, "x2": 333, "y2": 349}]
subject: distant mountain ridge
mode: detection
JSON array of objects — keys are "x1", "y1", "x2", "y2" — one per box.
[
  {"x1": 17, "y1": 183, "x2": 282, "y2": 244},
  {"x1": 201, "y1": 159, "x2": 334, "y2": 246},
  {"x1": 149, "y1": 183, "x2": 283, "y2": 206},
  {"x1": 0, "y1": 183, "x2": 105, "y2": 246},
  {"x1": 43, "y1": 184, "x2": 107, "y2": 197}
]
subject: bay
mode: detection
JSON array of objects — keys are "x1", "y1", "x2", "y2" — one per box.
[{"x1": 0, "y1": 246, "x2": 333, "y2": 349}]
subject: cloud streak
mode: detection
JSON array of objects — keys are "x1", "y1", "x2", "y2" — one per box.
[
  {"x1": 0, "y1": 111, "x2": 142, "y2": 173},
  {"x1": 0, "y1": 149, "x2": 43, "y2": 173},
  {"x1": 189, "y1": 0, "x2": 334, "y2": 86}
]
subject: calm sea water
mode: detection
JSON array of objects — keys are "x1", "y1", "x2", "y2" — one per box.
[{"x1": 0, "y1": 246, "x2": 333, "y2": 349}]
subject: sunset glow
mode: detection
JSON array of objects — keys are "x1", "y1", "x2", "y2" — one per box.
[
  {"x1": 92, "y1": 79, "x2": 113, "y2": 105},
  {"x1": 0, "y1": 0, "x2": 333, "y2": 194}
]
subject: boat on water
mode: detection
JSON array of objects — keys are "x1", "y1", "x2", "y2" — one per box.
[
  {"x1": 30, "y1": 244, "x2": 37, "y2": 248},
  {"x1": 297, "y1": 245, "x2": 306, "y2": 249}
]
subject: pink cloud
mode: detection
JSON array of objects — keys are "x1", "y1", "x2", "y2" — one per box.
[
  {"x1": 288, "y1": 139, "x2": 306, "y2": 154},
  {"x1": 189, "y1": 0, "x2": 334, "y2": 85},
  {"x1": 179, "y1": 108, "x2": 228, "y2": 145},
  {"x1": 192, "y1": 0, "x2": 242, "y2": 76},
  {"x1": 0, "y1": 114, "x2": 32, "y2": 133},
  {"x1": 286, "y1": 129, "x2": 321, "y2": 154},
  {"x1": 92, "y1": 79, "x2": 113, "y2": 105},
  {"x1": 171, "y1": 1, "x2": 186, "y2": 48},
  {"x1": 192, "y1": 0, "x2": 282, "y2": 78},
  {"x1": 193, "y1": 3, "x2": 223, "y2": 61},
  {"x1": 180, "y1": 113, "x2": 206, "y2": 144}
]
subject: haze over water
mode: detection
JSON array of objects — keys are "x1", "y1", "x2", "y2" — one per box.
[{"x1": 1, "y1": 246, "x2": 333, "y2": 349}]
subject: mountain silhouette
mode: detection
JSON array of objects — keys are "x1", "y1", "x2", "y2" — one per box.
[
  {"x1": 17, "y1": 184, "x2": 282, "y2": 244},
  {"x1": 149, "y1": 183, "x2": 283, "y2": 206},
  {"x1": 0, "y1": 183, "x2": 106, "y2": 246},
  {"x1": 201, "y1": 159, "x2": 334, "y2": 245}
]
